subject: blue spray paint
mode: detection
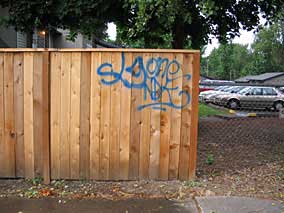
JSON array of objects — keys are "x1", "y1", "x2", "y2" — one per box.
[{"x1": 97, "y1": 52, "x2": 191, "y2": 111}]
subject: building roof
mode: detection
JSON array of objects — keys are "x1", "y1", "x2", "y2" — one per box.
[
  {"x1": 235, "y1": 75, "x2": 257, "y2": 83},
  {"x1": 235, "y1": 72, "x2": 284, "y2": 82},
  {"x1": 248, "y1": 72, "x2": 284, "y2": 81}
]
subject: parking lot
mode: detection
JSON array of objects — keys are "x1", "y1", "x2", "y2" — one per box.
[{"x1": 199, "y1": 85, "x2": 284, "y2": 113}]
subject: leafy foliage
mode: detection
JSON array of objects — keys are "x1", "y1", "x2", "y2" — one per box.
[
  {"x1": 203, "y1": 15, "x2": 284, "y2": 80},
  {"x1": 202, "y1": 43, "x2": 251, "y2": 80},
  {"x1": 1, "y1": 0, "x2": 284, "y2": 49},
  {"x1": 116, "y1": 0, "x2": 284, "y2": 49}
]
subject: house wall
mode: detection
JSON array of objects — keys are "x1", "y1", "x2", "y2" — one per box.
[
  {"x1": 53, "y1": 29, "x2": 84, "y2": 48},
  {"x1": 0, "y1": 8, "x2": 17, "y2": 47},
  {"x1": 265, "y1": 75, "x2": 284, "y2": 86}
]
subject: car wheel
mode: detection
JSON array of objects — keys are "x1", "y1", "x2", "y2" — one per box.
[
  {"x1": 228, "y1": 99, "x2": 239, "y2": 110},
  {"x1": 274, "y1": 101, "x2": 284, "y2": 111}
]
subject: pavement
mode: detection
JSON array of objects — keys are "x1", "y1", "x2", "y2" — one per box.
[{"x1": 0, "y1": 196, "x2": 283, "y2": 213}]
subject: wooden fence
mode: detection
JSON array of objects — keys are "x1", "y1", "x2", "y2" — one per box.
[{"x1": 0, "y1": 49, "x2": 200, "y2": 182}]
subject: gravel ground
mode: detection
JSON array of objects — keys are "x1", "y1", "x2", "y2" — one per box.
[{"x1": 0, "y1": 116, "x2": 283, "y2": 202}]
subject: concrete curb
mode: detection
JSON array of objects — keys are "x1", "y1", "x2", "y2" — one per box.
[{"x1": 195, "y1": 196, "x2": 284, "y2": 213}]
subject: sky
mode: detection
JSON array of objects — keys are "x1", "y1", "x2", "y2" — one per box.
[{"x1": 107, "y1": 22, "x2": 258, "y2": 56}]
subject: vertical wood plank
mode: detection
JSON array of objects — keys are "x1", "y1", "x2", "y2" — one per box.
[
  {"x1": 169, "y1": 54, "x2": 183, "y2": 180},
  {"x1": 178, "y1": 53, "x2": 192, "y2": 180},
  {"x1": 99, "y1": 52, "x2": 111, "y2": 180},
  {"x1": 119, "y1": 52, "x2": 132, "y2": 180},
  {"x1": 129, "y1": 53, "x2": 142, "y2": 180},
  {"x1": 33, "y1": 53, "x2": 43, "y2": 177},
  {"x1": 3, "y1": 53, "x2": 16, "y2": 177},
  {"x1": 0, "y1": 54, "x2": 4, "y2": 177},
  {"x1": 80, "y1": 52, "x2": 91, "y2": 179},
  {"x1": 70, "y1": 52, "x2": 81, "y2": 179},
  {"x1": 189, "y1": 53, "x2": 200, "y2": 179},
  {"x1": 60, "y1": 53, "x2": 71, "y2": 179},
  {"x1": 42, "y1": 52, "x2": 50, "y2": 184},
  {"x1": 24, "y1": 52, "x2": 34, "y2": 178},
  {"x1": 139, "y1": 52, "x2": 151, "y2": 179},
  {"x1": 90, "y1": 52, "x2": 101, "y2": 180},
  {"x1": 159, "y1": 53, "x2": 172, "y2": 180},
  {"x1": 149, "y1": 53, "x2": 161, "y2": 180},
  {"x1": 109, "y1": 52, "x2": 121, "y2": 180},
  {"x1": 13, "y1": 53, "x2": 25, "y2": 177},
  {"x1": 50, "y1": 52, "x2": 61, "y2": 179}
]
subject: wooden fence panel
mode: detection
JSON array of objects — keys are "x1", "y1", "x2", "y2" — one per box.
[
  {"x1": 0, "y1": 54, "x2": 5, "y2": 177},
  {"x1": 0, "y1": 49, "x2": 200, "y2": 181},
  {"x1": 14, "y1": 53, "x2": 24, "y2": 177}
]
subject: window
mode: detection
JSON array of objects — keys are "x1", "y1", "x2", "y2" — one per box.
[
  {"x1": 263, "y1": 88, "x2": 277, "y2": 96},
  {"x1": 251, "y1": 88, "x2": 262, "y2": 95}
]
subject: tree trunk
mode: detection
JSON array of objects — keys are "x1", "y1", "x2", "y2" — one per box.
[{"x1": 172, "y1": 17, "x2": 185, "y2": 49}]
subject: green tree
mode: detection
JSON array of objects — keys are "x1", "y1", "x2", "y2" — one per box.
[
  {"x1": 1, "y1": 0, "x2": 284, "y2": 49},
  {"x1": 0, "y1": 0, "x2": 123, "y2": 45},
  {"x1": 117, "y1": 0, "x2": 284, "y2": 49},
  {"x1": 248, "y1": 18, "x2": 284, "y2": 74},
  {"x1": 203, "y1": 43, "x2": 251, "y2": 80}
]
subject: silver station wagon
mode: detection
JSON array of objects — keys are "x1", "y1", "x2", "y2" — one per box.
[{"x1": 215, "y1": 87, "x2": 284, "y2": 110}]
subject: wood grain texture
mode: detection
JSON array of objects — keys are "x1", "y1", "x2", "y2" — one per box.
[
  {"x1": 149, "y1": 53, "x2": 161, "y2": 180},
  {"x1": 79, "y1": 52, "x2": 91, "y2": 179},
  {"x1": 70, "y1": 52, "x2": 81, "y2": 179},
  {"x1": 33, "y1": 53, "x2": 44, "y2": 177},
  {"x1": 60, "y1": 53, "x2": 71, "y2": 179},
  {"x1": 109, "y1": 52, "x2": 121, "y2": 180},
  {"x1": 159, "y1": 53, "x2": 172, "y2": 180},
  {"x1": 24, "y1": 52, "x2": 34, "y2": 178},
  {"x1": 13, "y1": 53, "x2": 25, "y2": 177},
  {"x1": 0, "y1": 54, "x2": 5, "y2": 177},
  {"x1": 3, "y1": 53, "x2": 16, "y2": 177},
  {"x1": 0, "y1": 50, "x2": 199, "y2": 181},
  {"x1": 119, "y1": 52, "x2": 132, "y2": 180},
  {"x1": 129, "y1": 53, "x2": 142, "y2": 180},
  {"x1": 138, "y1": 52, "x2": 151, "y2": 179},
  {"x1": 42, "y1": 52, "x2": 50, "y2": 184},
  {"x1": 168, "y1": 54, "x2": 183, "y2": 180},
  {"x1": 99, "y1": 52, "x2": 111, "y2": 180},
  {"x1": 90, "y1": 52, "x2": 101, "y2": 180},
  {"x1": 50, "y1": 52, "x2": 61, "y2": 179},
  {"x1": 178, "y1": 54, "x2": 192, "y2": 180},
  {"x1": 188, "y1": 53, "x2": 200, "y2": 179}
]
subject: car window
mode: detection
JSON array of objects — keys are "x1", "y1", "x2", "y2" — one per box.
[
  {"x1": 239, "y1": 88, "x2": 251, "y2": 95},
  {"x1": 262, "y1": 88, "x2": 277, "y2": 96},
  {"x1": 250, "y1": 88, "x2": 262, "y2": 95}
]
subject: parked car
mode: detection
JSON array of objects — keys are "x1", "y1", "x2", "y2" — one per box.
[
  {"x1": 279, "y1": 87, "x2": 284, "y2": 93},
  {"x1": 199, "y1": 86, "x2": 231, "y2": 103},
  {"x1": 211, "y1": 86, "x2": 248, "y2": 104},
  {"x1": 215, "y1": 87, "x2": 284, "y2": 110},
  {"x1": 207, "y1": 86, "x2": 248, "y2": 104}
]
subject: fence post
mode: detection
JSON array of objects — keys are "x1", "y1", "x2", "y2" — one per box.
[
  {"x1": 188, "y1": 52, "x2": 200, "y2": 179},
  {"x1": 42, "y1": 51, "x2": 50, "y2": 184}
]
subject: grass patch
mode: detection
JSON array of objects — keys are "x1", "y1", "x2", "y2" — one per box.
[{"x1": 199, "y1": 103, "x2": 226, "y2": 117}]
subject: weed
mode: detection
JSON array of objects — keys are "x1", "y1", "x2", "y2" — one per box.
[
  {"x1": 24, "y1": 187, "x2": 39, "y2": 198},
  {"x1": 206, "y1": 154, "x2": 215, "y2": 165},
  {"x1": 28, "y1": 177, "x2": 43, "y2": 185},
  {"x1": 184, "y1": 180, "x2": 203, "y2": 187}
]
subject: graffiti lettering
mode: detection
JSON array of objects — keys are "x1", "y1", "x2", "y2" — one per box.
[{"x1": 97, "y1": 53, "x2": 191, "y2": 111}]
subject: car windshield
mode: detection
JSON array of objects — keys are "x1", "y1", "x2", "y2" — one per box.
[
  {"x1": 214, "y1": 86, "x2": 224, "y2": 91},
  {"x1": 223, "y1": 87, "x2": 235, "y2": 92},
  {"x1": 239, "y1": 88, "x2": 251, "y2": 95},
  {"x1": 232, "y1": 87, "x2": 247, "y2": 93}
]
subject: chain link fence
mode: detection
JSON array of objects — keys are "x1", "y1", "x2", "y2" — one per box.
[{"x1": 196, "y1": 85, "x2": 284, "y2": 200}]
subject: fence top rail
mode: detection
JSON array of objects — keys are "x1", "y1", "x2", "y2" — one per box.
[{"x1": 0, "y1": 48, "x2": 200, "y2": 53}]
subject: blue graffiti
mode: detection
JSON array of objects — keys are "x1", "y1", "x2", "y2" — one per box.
[{"x1": 97, "y1": 52, "x2": 191, "y2": 111}]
